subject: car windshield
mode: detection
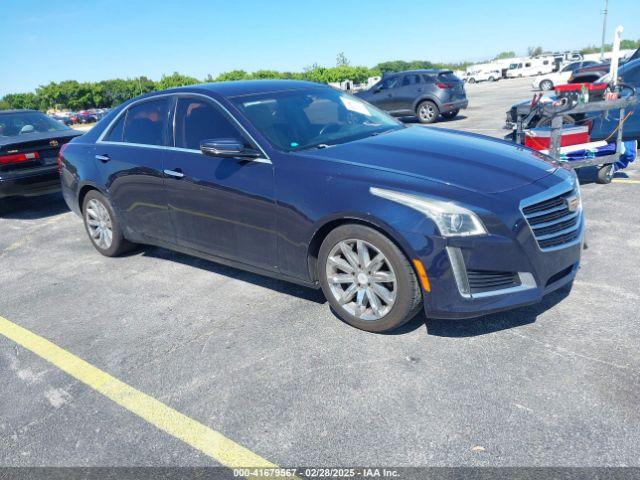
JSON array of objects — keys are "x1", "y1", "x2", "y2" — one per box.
[
  {"x1": 0, "y1": 111, "x2": 70, "y2": 138},
  {"x1": 231, "y1": 87, "x2": 403, "y2": 152}
]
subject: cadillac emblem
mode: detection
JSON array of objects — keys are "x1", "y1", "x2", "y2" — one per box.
[
  {"x1": 565, "y1": 195, "x2": 580, "y2": 212},
  {"x1": 50, "y1": 140, "x2": 59, "y2": 147}
]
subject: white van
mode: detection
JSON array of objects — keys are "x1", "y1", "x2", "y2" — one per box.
[{"x1": 507, "y1": 57, "x2": 555, "y2": 78}]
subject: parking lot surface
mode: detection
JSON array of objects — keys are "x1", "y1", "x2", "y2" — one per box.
[{"x1": 1, "y1": 77, "x2": 639, "y2": 467}]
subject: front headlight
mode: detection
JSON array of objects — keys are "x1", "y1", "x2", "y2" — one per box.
[{"x1": 370, "y1": 187, "x2": 487, "y2": 237}]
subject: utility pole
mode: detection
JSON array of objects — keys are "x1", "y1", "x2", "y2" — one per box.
[{"x1": 600, "y1": 0, "x2": 609, "y2": 61}]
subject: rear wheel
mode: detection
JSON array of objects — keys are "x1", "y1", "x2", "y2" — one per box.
[
  {"x1": 82, "y1": 190, "x2": 133, "y2": 257},
  {"x1": 540, "y1": 79, "x2": 554, "y2": 91},
  {"x1": 468, "y1": 78, "x2": 476, "y2": 84},
  {"x1": 488, "y1": 76, "x2": 496, "y2": 82},
  {"x1": 318, "y1": 225, "x2": 423, "y2": 333},
  {"x1": 416, "y1": 100, "x2": 439, "y2": 124},
  {"x1": 441, "y1": 109, "x2": 460, "y2": 120}
]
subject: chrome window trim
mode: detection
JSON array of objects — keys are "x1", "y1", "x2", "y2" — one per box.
[
  {"x1": 446, "y1": 246, "x2": 537, "y2": 299},
  {"x1": 96, "y1": 92, "x2": 272, "y2": 165}
]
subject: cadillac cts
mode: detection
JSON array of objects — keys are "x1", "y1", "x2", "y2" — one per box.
[{"x1": 60, "y1": 80, "x2": 583, "y2": 332}]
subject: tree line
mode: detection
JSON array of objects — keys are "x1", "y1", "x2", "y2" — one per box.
[{"x1": 0, "y1": 56, "x2": 470, "y2": 112}]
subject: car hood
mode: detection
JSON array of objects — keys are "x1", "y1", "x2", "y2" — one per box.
[{"x1": 297, "y1": 126, "x2": 556, "y2": 194}]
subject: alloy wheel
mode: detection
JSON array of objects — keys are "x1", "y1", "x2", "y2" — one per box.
[
  {"x1": 325, "y1": 239, "x2": 397, "y2": 321},
  {"x1": 418, "y1": 104, "x2": 436, "y2": 122},
  {"x1": 85, "y1": 198, "x2": 113, "y2": 250}
]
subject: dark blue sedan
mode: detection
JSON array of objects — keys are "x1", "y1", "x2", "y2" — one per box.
[{"x1": 60, "y1": 80, "x2": 583, "y2": 332}]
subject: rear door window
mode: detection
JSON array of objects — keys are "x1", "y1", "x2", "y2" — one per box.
[
  {"x1": 402, "y1": 74, "x2": 421, "y2": 86},
  {"x1": 174, "y1": 97, "x2": 247, "y2": 150},
  {"x1": 104, "y1": 114, "x2": 125, "y2": 142},
  {"x1": 122, "y1": 98, "x2": 169, "y2": 146}
]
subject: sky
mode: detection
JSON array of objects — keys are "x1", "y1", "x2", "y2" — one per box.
[{"x1": 1, "y1": 0, "x2": 639, "y2": 96}]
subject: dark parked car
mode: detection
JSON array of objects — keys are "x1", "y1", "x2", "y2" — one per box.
[
  {"x1": 60, "y1": 81, "x2": 581, "y2": 332},
  {"x1": 355, "y1": 70, "x2": 468, "y2": 124},
  {"x1": 568, "y1": 62, "x2": 611, "y2": 84},
  {"x1": 76, "y1": 110, "x2": 99, "y2": 124},
  {"x1": 0, "y1": 110, "x2": 82, "y2": 200}
]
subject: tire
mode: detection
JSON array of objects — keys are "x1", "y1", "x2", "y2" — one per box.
[
  {"x1": 596, "y1": 164, "x2": 614, "y2": 184},
  {"x1": 82, "y1": 190, "x2": 133, "y2": 257},
  {"x1": 488, "y1": 76, "x2": 495, "y2": 82},
  {"x1": 468, "y1": 78, "x2": 476, "y2": 84},
  {"x1": 441, "y1": 109, "x2": 459, "y2": 120},
  {"x1": 540, "y1": 79, "x2": 554, "y2": 91},
  {"x1": 318, "y1": 224, "x2": 423, "y2": 333},
  {"x1": 416, "y1": 100, "x2": 439, "y2": 124}
]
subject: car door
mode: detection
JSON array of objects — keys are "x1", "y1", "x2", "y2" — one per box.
[
  {"x1": 164, "y1": 94, "x2": 278, "y2": 271},
  {"x1": 393, "y1": 74, "x2": 422, "y2": 113},
  {"x1": 367, "y1": 76, "x2": 400, "y2": 112},
  {"x1": 96, "y1": 96, "x2": 173, "y2": 243}
]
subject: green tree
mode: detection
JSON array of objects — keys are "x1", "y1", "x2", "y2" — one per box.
[
  {"x1": 336, "y1": 52, "x2": 350, "y2": 67},
  {"x1": 527, "y1": 46, "x2": 544, "y2": 57},
  {"x1": 157, "y1": 72, "x2": 200, "y2": 90},
  {"x1": 215, "y1": 70, "x2": 250, "y2": 82},
  {"x1": 494, "y1": 51, "x2": 516, "y2": 60}
]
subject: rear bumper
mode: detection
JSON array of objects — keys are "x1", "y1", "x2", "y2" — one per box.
[
  {"x1": 441, "y1": 99, "x2": 469, "y2": 113},
  {"x1": 0, "y1": 166, "x2": 60, "y2": 199}
]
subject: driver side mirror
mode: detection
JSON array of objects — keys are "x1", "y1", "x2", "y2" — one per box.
[
  {"x1": 200, "y1": 138, "x2": 260, "y2": 159},
  {"x1": 374, "y1": 84, "x2": 384, "y2": 93}
]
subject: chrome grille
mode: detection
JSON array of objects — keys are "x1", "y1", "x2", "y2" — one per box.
[{"x1": 521, "y1": 184, "x2": 582, "y2": 251}]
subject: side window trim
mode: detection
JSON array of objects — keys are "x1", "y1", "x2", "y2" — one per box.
[
  {"x1": 97, "y1": 92, "x2": 271, "y2": 163},
  {"x1": 170, "y1": 93, "x2": 270, "y2": 162}
]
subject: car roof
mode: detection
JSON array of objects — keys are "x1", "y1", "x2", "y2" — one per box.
[{"x1": 171, "y1": 79, "x2": 325, "y2": 97}]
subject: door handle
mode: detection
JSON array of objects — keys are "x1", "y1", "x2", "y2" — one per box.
[
  {"x1": 163, "y1": 169, "x2": 184, "y2": 179},
  {"x1": 95, "y1": 154, "x2": 110, "y2": 163}
]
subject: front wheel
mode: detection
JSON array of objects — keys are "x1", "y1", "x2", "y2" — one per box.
[
  {"x1": 82, "y1": 190, "x2": 133, "y2": 257},
  {"x1": 318, "y1": 225, "x2": 423, "y2": 333},
  {"x1": 416, "y1": 100, "x2": 439, "y2": 124}
]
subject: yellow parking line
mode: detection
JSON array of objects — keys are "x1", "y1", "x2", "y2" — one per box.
[
  {"x1": 0, "y1": 315, "x2": 277, "y2": 475},
  {"x1": 612, "y1": 179, "x2": 640, "y2": 184}
]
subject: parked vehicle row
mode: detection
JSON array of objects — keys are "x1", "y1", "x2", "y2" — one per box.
[{"x1": 49, "y1": 108, "x2": 110, "y2": 126}]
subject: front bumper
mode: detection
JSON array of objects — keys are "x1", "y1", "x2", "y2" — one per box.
[
  {"x1": 0, "y1": 165, "x2": 61, "y2": 199},
  {"x1": 402, "y1": 177, "x2": 584, "y2": 320},
  {"x1": 419, "y1": 226, "x2": 582, "y2": 320}
]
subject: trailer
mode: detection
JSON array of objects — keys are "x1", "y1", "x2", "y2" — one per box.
[{"x1": 513, "y1": 88, "x2": 638, "y2": 183}]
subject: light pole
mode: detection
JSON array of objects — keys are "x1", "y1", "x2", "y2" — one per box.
[{"x1": 600, "y1": 0, "x2": 609, "y2": 61}]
